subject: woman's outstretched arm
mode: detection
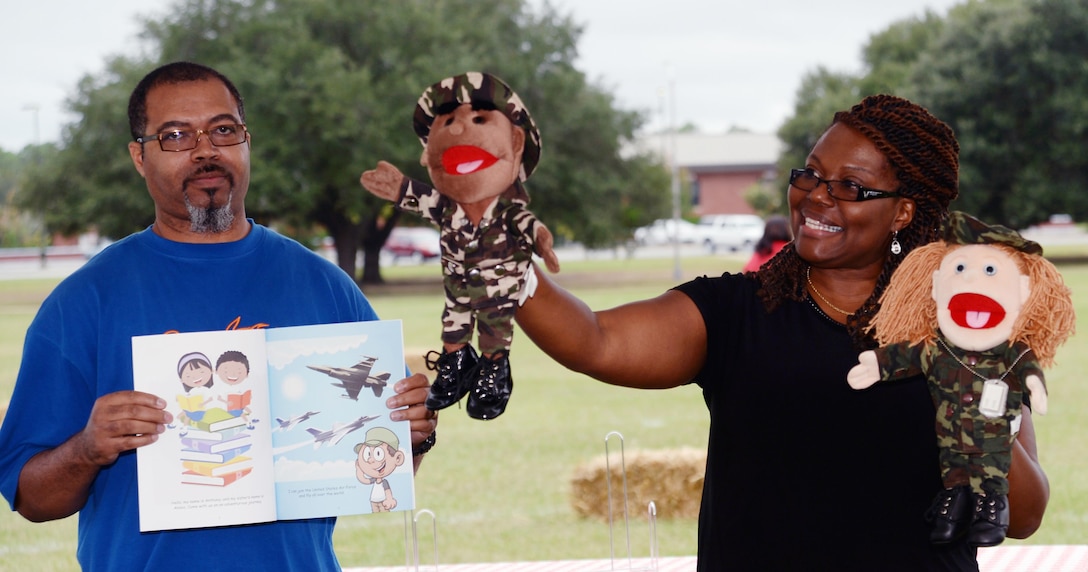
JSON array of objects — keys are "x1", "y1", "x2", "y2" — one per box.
[{"x1": 515, "y1": 266, "x2": 706, "y2": 389}]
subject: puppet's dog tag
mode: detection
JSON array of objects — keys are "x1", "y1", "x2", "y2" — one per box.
[{"x1": 979, "y1": 379, "x2": 1009, "y2": 418}]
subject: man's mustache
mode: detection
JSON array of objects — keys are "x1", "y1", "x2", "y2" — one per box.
[{"x1": 185, "y1": 163, "x2": 232, "y2": 184}]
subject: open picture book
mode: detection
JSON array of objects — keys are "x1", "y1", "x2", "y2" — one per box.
[{"x1": 132, "y1": 319, "x2": 414, "y2": 532}]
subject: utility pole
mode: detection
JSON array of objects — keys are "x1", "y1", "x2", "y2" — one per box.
[
  {"x1": 668, "y1": 67, "x2": 681, "y2": 281},
  {"x1": 23, "y1": 104, "x2": 46, "y2": 268}
]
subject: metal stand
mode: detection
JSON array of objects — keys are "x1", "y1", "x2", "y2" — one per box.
[
  {"x1": 598, "y1": 431, "x2": 659, "y2": 572},
  {"x1": 402, "y1": 509, "x2": 438, "y2": 571},
  {"x1": 391, "y1": 430, "x2": 662, "y2": 571}
]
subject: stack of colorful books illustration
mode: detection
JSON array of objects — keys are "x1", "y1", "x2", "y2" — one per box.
[{"x1": 178, "y1": 407, "x2": 253, "y2": 486}]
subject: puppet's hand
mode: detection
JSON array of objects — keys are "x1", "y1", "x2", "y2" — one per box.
[
  {"x1": 534, "y1": 224, "x2": 561, "y2": 273},
  {"x1": 360, "y1": 161, "x2": 405, "y2": 201},
  {"x1": 847, "y1": 351, "x2": 880, "y2": 389},
  {"x1": 517, "y1": 264, "x2": 538, "y2": 306},
  {"x1": 1026, "y1": 374, "x2": 1048, "y2": 415}
]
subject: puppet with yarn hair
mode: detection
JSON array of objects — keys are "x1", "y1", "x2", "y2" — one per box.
[
  {"x1": 848, "y1": 211, "x2": 1074, "y2": 547},
  {"x1": 361, "y1": 72, "x2": 560, "y2": 421}
]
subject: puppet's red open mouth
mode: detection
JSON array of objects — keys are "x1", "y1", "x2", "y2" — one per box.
[
  {"x1": 441, "y1": 146, "x2": 498, "y2": 175},
  {"x1": 947, "y1": 292, "x2": 1006, "y2": 329}
]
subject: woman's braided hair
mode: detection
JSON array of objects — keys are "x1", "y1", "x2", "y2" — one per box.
[{"x1": 755, "y1": 94, "x2": 960, "y2": 348}]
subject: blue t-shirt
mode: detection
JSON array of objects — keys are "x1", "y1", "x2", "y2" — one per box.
[{"x1": 0, "y1": 223, "x2": 379, "y2": 571}]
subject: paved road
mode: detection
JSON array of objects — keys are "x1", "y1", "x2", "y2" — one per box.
[
  {"x1": 4, "y1": 225, "x2": 1083, "y2": 283},
  {"x1": 0, "y1": 257, "x2": 87, "y2": 281},
  {"x1": 0, "y1": 242, "x2": 735, "y2": 282}
]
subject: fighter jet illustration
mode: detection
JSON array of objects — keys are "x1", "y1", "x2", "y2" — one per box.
[
  {"x1": 306, "y1": 356, "x2": 391, "y2": 399},
  {"x1": 305, "y1": 415, "x2": 380, "y2": 449},
  {"x1": 273, "y1": 411, "x2": 320, "y2": 432}
]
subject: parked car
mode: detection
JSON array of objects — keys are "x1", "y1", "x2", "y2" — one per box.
[
  {"x1": 633, "y1": 218, "x2": 700, "y2": 246},
  {"x1": 383, "y1": 226, "x2": 441, "y2": 262},
  {"x1": 696, "y1": 214, "x2": 764, "y2": 253}
]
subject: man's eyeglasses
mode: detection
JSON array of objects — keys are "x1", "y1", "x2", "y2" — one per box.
[
  {"x1": 136, "y1": 124, "x2": 248, "y2": 152},
  {"x1": 789, "y1": 168, "x2": 899, "y2": 202}
]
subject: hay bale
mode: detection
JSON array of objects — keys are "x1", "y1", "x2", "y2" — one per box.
[{"x1": 570, "y1": 447, "x2": 705, "y2": 521}]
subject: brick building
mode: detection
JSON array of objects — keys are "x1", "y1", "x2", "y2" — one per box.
[{"x1": 631, "y1": 132, "x2": 781, "y2": 217}]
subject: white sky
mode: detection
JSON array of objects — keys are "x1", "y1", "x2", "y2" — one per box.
[{"x1": 0, "y1": 0, "x2": 962, "y2": 152}]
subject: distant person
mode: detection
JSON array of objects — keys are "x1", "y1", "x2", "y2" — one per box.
[
  {"x1": 516, "y1": 94, "x2": 1049, "y2": 571},
  {"x1": 742, "y1": 214, "x2": 792, "y2": 272},
  {"x1": 0, "y1": 61, "x2": 438, "y2": 571}
]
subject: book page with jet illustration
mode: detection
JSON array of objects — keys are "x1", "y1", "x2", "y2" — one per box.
[{"x1": 265, "y1": 319, "x2": 414, "y2": 520}]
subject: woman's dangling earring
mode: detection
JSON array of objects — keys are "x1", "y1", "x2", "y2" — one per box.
[{"x1": 890, "y1": 230, "x2": 902, "y2": 255}]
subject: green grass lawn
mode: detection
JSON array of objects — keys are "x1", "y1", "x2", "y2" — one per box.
[{"x1": 1, "y1": 251, "x2": 1086, "y2": 569}]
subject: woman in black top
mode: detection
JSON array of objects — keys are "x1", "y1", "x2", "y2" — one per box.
[{"x1": 516, "y1": 95, "x2": 1048, "y2": 571}]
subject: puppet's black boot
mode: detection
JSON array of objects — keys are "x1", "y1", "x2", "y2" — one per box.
[
  {"x1": 466, "y1": 352, "x2": 512, "y2": 420},
  {"x1": 424, "y1": 345, "x2": 478, "y2": 411},
  {"x1": 967, "y1": 492, "x2": 1008, "y2": 547},
  {"x1": 926, "y1": 485, "x2": 972, "y2": 543}
]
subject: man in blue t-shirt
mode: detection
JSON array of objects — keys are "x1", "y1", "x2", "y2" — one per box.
[{"x1": 0, "y1": 61, "x2": 439, "y2": 571}]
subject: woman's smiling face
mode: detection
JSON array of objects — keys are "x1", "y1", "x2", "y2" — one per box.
[{"x1": 789, "y1": 122, "x2": 915, "y2": 272}]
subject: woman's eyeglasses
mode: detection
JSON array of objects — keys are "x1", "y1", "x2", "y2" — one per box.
[{"x1": 789, "y1": 168, "x2": 899, "y2": 202}]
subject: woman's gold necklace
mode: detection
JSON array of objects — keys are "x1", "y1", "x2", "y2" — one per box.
[{"x1": 806, "y1": 267, "x2": 855, "y2": 317}]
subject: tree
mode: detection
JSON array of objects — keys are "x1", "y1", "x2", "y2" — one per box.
[
  {"x1": 774, "y1": 67, "x2": 862, "y2": 204},
  {"x1": 16, "y1": 0, "x2": 670, "y2": 284},
  {"x1": 912, "y1": 0, "x2": 1088, "y2": 227},
  {"x1": 777, "y1": 0, "x2": 1088, "y2": 230},
  {"x1": 775, "y1": 11, "x2": 946, "y2": 204},
  {"x1": 17, "y1": 58, "x2": 155, "y2": 241},
  {"x1": 13, "y1": 55, "x2": 183, "y2": 242},
  {"x1": 1, "y1": 148, "x2": 32, "y2": 246},
  {"x1": 859, "y1": 10, "x2": 947, "y2": 96}
]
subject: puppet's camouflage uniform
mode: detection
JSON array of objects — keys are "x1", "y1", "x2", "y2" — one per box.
[
  {"x1": 400, "y1": 72, "x2": 546, "y2": 357},
  {"x1": 868, "y1": 333, "x2": 1041, "y2": 495},
  {"x1": 397, "y1": 177, "x2": 544, "y2": 355}
]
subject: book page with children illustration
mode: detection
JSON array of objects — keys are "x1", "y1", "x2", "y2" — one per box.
[
  {"x1": 132, "y1": 320, "x2": 413, "y2": 532},
  {"x1": 133, "y1": 328, "x2": 275, "y2": 532}
]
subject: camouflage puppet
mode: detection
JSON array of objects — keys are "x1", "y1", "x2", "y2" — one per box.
[
  {"x1": 361, "y1": 72, "x2": 560, "y2": 420},
  {"x1": 848, "y1": 211, "x2": 1074, "y2": 547}
]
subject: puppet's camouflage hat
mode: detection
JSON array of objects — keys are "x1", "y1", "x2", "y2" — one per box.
[
  {"x1": 413, "y1": 71, "x2": 542, "y2": 181},
  {"x1": 943, "y1": 211, "x2": 1042, "y2": 255}
]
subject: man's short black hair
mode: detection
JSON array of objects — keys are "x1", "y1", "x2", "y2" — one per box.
[{"x1": 128, "y1": 61, "x2": 246, "y2": 141}]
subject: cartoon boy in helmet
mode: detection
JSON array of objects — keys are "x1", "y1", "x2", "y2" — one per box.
[{"x1": 354, "y1": 427, "x2": 407, "y2": 513}]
